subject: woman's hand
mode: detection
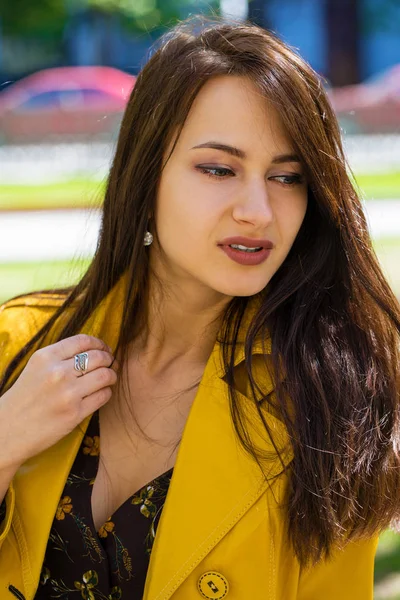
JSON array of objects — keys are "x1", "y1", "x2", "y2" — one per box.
[{"x1": 0, "y1": 334, "x2": 118, "y2": 472}]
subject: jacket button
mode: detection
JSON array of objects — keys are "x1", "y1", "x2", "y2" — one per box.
[{"x1": 197, "y1": 571, "x2": 229, "y2": 599}]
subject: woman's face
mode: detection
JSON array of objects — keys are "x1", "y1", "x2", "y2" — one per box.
[{"x1": 152, "y1": 75, "x2": 308, "y2": 299}]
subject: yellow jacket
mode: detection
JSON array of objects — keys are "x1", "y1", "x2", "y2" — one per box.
[{"x1": 0, "y1": 276, "x2": 378, "y2": 600}]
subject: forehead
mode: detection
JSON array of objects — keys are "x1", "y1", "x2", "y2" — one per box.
[{"x1": 173, "y1": 75, "x2": 293, "y2": 157}]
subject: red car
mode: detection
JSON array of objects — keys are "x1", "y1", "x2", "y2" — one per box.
[
  {"x1": 0, "y1": 66, "x2": 136, "y2": 143},
  {"x1": 328, "y1": 64, "x2": 400, "y2": 134}
]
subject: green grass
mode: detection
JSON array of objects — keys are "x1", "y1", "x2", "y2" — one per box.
[
  {"x1": 375, "y1": 530, "x2": 400, "y2": 600},
  {"x1": 0, "y1": 258, "x2": 91, "y2": 304},
  {"x1": 0, "y1": 172, "x2": 398, "y2": 211},
  {"x1": 0, "y1": 179, "x2": 106, "y2": 210},
  {"x1": 376, "y1": 530, "x2": 400, "y2": 581},
  {"x1": 373, "y1": 237, "x2": 400, "y2": 294},
  {"x1": 354, "y1": 172, "x2": 400, "y2": 200}
]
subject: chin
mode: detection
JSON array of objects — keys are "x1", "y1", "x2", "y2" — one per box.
[{"x1": 213, "y1": 277, "x2": 270, "y2": 298}]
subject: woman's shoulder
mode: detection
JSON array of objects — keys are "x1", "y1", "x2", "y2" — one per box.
[
  {"x1": 0, "y1": 291, "x2": 68, "y2": 328},
  {"x1": 0, "y1": 292, "x2": 71, "y2": 370},
  {"x1": 1, "y1": 291, "x2": 68, "y2": 310}
]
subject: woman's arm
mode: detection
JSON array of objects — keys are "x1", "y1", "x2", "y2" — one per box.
[
  {"x1": 0, "y1": 399, "x2": 22, "y2": 542},
  {"x1": 0, "y1": 464, "x2": 19, "y2": 509},
  {"x1": 0, "y1": 464, "x2": 18, "y2": 547},
  {"x1": 0, "y1": 300, "x2": 117, "y2": 550}
]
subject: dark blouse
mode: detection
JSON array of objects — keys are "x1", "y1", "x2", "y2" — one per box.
[{"x1": 31, "y1": 410, "x2": 173, "y2": 599}]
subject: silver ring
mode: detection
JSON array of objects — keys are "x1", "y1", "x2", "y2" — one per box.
[{"x1": 74, "y1": 352, "x2": 89, "y2": 374}]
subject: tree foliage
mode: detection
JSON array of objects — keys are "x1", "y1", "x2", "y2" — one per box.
[
  {"x1": 0, "y1": 0, "x2": 66, "y2": 36},
  {"x1": 0, "y1": 0, "x2": 219, "y2": 36}
]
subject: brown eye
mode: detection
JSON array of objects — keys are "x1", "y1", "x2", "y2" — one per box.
[
  {"x1": 270, "y1": 174, "x2": 304, "y2": 186},
  {"x1": 196, "y1": 166, "x2": 235, "y2": 179}
]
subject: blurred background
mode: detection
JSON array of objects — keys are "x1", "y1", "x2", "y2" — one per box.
[{"x1": 0, "y1": 1, "x2": 399, "y2": 596}]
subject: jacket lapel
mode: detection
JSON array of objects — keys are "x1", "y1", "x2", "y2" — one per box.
[
  {"x1": 143, "y1": 340, "x2": 293, "y2": 600},
  {"x1": 13, "y1": 419, "x2": 92, "y2": 598},
  {"x1": 14, "y1": 280, "x2": 126, "y2": 598}
]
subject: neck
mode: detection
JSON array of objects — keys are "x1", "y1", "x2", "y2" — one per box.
[{"x1": 133, "y1": 272, "x2": 231, "y2": 376}]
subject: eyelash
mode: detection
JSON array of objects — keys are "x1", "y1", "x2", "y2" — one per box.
[{"x1": 196, "y1": 166, "x2": 304, "y2": 187}]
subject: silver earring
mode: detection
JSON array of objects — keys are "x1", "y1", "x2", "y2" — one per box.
[{"x1": 143, "y1": 231, "x2": 153, "y2": 246}]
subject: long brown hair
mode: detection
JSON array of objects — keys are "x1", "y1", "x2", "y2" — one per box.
[{"x1": 1, "y1": 15, "x2": 400, "y2": 568}]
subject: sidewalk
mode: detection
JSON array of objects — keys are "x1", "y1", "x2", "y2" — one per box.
[{"x1": 0, "y1": 201, "x2": 398, "y2": 262}]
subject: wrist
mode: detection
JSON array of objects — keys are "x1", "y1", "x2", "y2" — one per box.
[
  {"x1": 0, "y1": 394, "x2": 22, "y2": 475},
  {"x1": 0, "y1": 460, "x2": 21, "y2": 478}
]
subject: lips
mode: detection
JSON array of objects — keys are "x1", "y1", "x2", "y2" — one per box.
[
  {"x1": 217, "y1": 236, "x2": 274, "y2": 266},
  {"x1": 218, "y1": 236, "x2": 274, "y2": 250}
]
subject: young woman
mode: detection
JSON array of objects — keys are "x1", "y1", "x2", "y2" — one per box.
[{"x1": 0, "y1": 15, "x2": 399, "y2": 600}]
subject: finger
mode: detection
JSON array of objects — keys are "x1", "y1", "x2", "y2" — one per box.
[
  {"x1": 68, "y1": 350, "x2": 114, "y2": 377},
  {"x1": 73, "y1": 366, "x2": 118, "y2": 398},
  {"x1": 110, "y1": 358, "x2": 120, "y2": 374},
  {"x1": 47, "y1": 334, "x2": 112, "y2": 361},
  {"x1": 79, "y1": 387, "x2": 114, "y2": 419}
]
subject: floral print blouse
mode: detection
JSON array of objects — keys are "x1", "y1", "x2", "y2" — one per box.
[{"x1": 32, "y1": 410, "x2": 174, "y2": 599}]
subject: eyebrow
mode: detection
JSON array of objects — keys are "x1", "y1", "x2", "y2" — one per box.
[{"x1": 191, "y1": 141, "x2": 301, "y2": 164}]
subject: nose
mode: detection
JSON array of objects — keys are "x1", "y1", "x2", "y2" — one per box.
[{"x1": 231, "y1": 179, "x2": 274, "y2": 228}]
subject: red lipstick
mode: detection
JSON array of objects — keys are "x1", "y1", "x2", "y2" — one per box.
[{"x1": 217, "y1": 236, "x2": 274, "y2": 266}]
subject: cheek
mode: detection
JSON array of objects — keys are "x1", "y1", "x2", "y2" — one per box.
[
  {"x1": 155, "y1": 174, "x2": 218, "y2": 248},
  {"x1": 155, "y1": 168, "x2": 229, "y2": 244}
]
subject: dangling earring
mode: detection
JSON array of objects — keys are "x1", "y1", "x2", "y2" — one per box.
[{"x1": 143, "y1": 231, "x2": 153, "y2": 246}]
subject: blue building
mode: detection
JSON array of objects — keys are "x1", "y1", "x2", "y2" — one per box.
[{"x1": 257, "y1": 0, "x2": 400, "y2": 83}]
